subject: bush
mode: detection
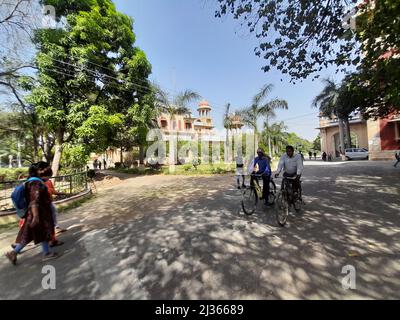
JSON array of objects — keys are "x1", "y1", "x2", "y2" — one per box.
[
  {"x1": 0, "y1": 168, "x2": 29, "y2": 181},
  {"x1": 61, "y1": 144, "x2": 89, "y2": 169},
  {"x1": 87, "y1": 169, "x2": 96, "y2": 179},
  {"x1": 114, "y1": 162, "x2": 123, "y2": 169}
]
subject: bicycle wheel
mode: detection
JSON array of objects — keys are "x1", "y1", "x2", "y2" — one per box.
[
  {"x1": 268, "y1": 180, "x2": 277, "y2": 205},
  {"x1": 241, "y1": 187, "x2": 258, "y2": 215},
  {"x1": 276, "y1": 191, "x2": 289, "y2": 226}
]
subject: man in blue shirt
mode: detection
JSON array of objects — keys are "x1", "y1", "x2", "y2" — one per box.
[{"x1": 248, "y1": 148, "x2": 272, "y2": 205}]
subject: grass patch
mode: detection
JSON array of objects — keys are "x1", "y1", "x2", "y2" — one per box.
[
  {"x1": 110, "y1": 167, "x2": 162, "y2": 176},
  {"x1": 163, "y1": 163, "x2": 236, "y2": 175}
]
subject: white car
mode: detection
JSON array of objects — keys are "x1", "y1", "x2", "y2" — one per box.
[{"x1": 345, "y1": 148, "x2": 369, "y2": 160}]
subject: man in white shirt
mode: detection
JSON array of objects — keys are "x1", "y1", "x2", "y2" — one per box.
[{"x1": 275, "y1": 146, "x2": 304, "y2": 197}]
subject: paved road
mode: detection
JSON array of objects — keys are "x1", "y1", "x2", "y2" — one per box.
[{"x1": 0, "y1": 161, "x2": 399, "y2": 299}]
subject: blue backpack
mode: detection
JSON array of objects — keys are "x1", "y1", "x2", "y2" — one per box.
[{"x1": 11, "y1": 177, "x2": 43, "y2": 219}]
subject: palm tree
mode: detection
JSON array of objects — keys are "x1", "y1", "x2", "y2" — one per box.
[
  {"x1": 263, "y1": 121, "x2": 288, "y2": 156},
  {"x1": 240, "y1": 84, "x2": 288, "y2": 156},
  {"x1": 154, "y1": 86, "x2": 200, "y2": 130},
  {"x1": 223, "y1": 103, "x2": 232, "y2": 163},
  {"x1": 312, "y1": 78, "x2": 351, "y2": 154},
  {"x1": 153, "y1": 85, "x2": 200, "y2": 165}
]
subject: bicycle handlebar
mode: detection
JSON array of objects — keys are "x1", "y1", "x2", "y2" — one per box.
[{"x1": 275, "y1": 176, "x2": 298, "y2": 180}]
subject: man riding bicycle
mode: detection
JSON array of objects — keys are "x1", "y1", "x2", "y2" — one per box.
[
  {"x1": 248, "y1": 148, "x2": 272, "y2": 206},
  {"x1": 275, "y1": 146, "x2": 304, "y2": 200}
]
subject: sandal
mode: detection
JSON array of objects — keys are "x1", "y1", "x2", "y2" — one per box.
[
  {"x1": 5, "y1": 251, "x2": 17, "y2": 265},
  {"x1": 42, "y1": 252, "x2": 60, "y2": 262}
]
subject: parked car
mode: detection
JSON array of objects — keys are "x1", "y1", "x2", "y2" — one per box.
[{"x1": 345, "y1": 148, "x2": 369, "y2": 160}]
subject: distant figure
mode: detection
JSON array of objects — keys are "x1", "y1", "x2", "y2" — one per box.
[
  {"x1": 394, "y1": 151, "x2": 400, "y2": 168},
  {"x1": 308, "y1": 151, "x2": 312, "y2": 160},
  {"x1": 93, "y1": 159, "x2": 97, "y2": 170},
  {"x1": 103, "y1": 159, "x2": 107, "y2": 170},
  {"x1": 322, "y1": 152, "x2": 327, "y2": 161},
  {"x1": 235, "y1": 154, "x2": 245, "y2": 189},
  {"x1": 98, "y1": 161, "x2": 102, "y2": 170},
  {"x1": 313, "y1": 152, "x2": 317, "y2": 160},
  {"x1": 299, "y1": 151, "x2": 305, "y2": 162}
]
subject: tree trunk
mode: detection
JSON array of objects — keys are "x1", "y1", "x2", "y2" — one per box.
[
  {"x1": 139, "y1": 144, "x2": 145, "y2": 165},
  {"x1": 338, "y1": 119, "x2": 346, "y2": 159},
  {"x1": 268, "y1": 135, "x2": 272, "y2": 158},
  {"x1": 344, "y1": 117, "x2": 351, "y2": 149},
  {"x1": 51, "y1": 130, "x2": 64, "y2": 177},
  {"x1": 51, "y1": 144, "x2": 63, "y2": 177},
  {"x1": 32, "y1": 128, "x2": 39, "y2": 162},
  {"x1": 225, "y1": 128, "x2": 229, "y2": 163}
]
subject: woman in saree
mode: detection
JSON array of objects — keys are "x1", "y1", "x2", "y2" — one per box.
[{"x1": 5, "y1": 162, "x2": 59, "y2": 265}]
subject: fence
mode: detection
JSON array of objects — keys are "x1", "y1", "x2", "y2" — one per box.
[{"x1": 0, "y1": 171, "x2": 89, "y2": 213}]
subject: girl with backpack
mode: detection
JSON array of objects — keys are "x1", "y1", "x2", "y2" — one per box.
[{"x1": 5, "y1": 162, "x2": 59, "y2": 265}]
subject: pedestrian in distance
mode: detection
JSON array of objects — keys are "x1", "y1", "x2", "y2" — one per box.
[{"x1": 394, "y1": 151, "x2": 400, "y2": 168}]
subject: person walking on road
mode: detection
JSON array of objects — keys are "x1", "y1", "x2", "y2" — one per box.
[
  {"x1": 5, "y1": 162, "x2": 60, "y2": 265},
  {"x1": 394, "y1": 151, "x2": 400, "y2": 168},
  {"x1": 308, "y1": 151, "x2": 312, "y2": 160}
]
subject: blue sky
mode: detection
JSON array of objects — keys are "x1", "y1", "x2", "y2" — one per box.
[{"x1": 114, "y1": 0, "x2": 347, "y2": 141}]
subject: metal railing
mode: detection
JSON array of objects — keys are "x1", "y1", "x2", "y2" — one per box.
[{"x1": 0, "y1": 171, "x2": 89, "y2": 213}]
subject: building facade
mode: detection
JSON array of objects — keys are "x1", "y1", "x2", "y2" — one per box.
[
  {"x1": 157, "y1": 100, "x2": 215, "y2": 139},
  {"x1": 318, "y1": 112, "x2": 400, "y2": 160}
]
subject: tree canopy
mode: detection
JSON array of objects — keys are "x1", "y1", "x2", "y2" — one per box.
[
  {"x1": 28, "y1": 0, "x2": 153, "y2": 173},
  {"x1": 215, "y1": 0, "x2": 360, "y2": 81}
]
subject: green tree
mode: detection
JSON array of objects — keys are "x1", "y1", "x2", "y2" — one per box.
[
  {"x1": 313, "y1": 135, "x2": 321, "y2": 152},
  {"x1": 215, "y1": 0, "x2": 360, "y2": 81},
  {"x1": 154, "y1": 86, "x2": 200, "y2": 165},
  {"x1": 28, "y1": 0, "x2": 152, "y2": 175},
  {"x1": 239, "y1": 84, "x2": 288, "y2": 155},
  {"x1": 262, "y1": 121, "x2": 288, "y2": 157},
  {"x1": 312, "y1": 78, "x2": 353, "y2": 153},
  {"x1": 354, "y1": 0, "x2": 400, "y2": 118},
  {"x1": 154, "y1": 86, "x2": 200, "y2": 130}
]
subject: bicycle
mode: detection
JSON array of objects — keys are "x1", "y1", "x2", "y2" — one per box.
[
  {"x1": 275, "y1": 176, "x2": 303, "y2": 226},
  {"x1": 241, "y1": 174, "x2": 276, "y2": 215}
]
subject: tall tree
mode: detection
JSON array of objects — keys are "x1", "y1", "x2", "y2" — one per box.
[
  {"x1": 154, "y1": 86, "x2": 200, "y2": 165},
  {"x1": 312, "y1": 78, "x2": 352, "y2": 153},
  {"x1": 262, "y1": 121, "x2": 288, "y2": 156},
  {"x1": 223, "y1": 103, "x2": 232, "y2": 163},
  {"x1": 240, "y1": 84, "x2": 288, "y2": 155},
  {"x1": 154, "y1": 86, "x2": 200, "y2": 131},
  {"x1": 28, "y1": 0, "x2": 152, "y2": 175},
  {"x1": 353, "y1": 0, "x2": 400, "y2": 118}
]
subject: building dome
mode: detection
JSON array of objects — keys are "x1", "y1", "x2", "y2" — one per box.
[{"x1": 199, "y1": 100, "x2": 210, "y2": 107}]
